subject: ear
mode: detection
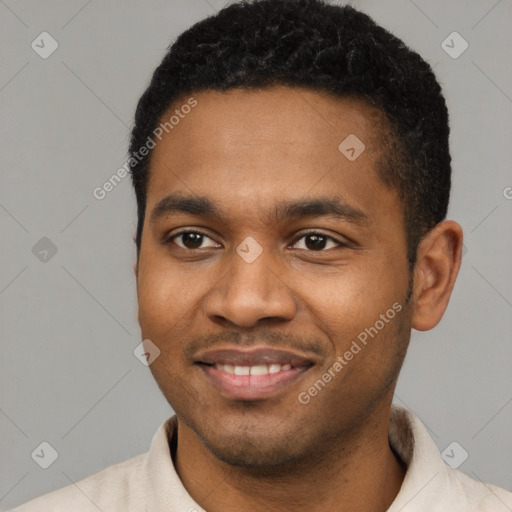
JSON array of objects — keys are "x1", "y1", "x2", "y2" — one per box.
[{"x1": 411, "y1": 220, "x2": 463, "y2": 331}]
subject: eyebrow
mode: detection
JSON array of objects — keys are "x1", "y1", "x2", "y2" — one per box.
[{"x1": 150, "y1": 193, "x2": 369, "y2": 226}]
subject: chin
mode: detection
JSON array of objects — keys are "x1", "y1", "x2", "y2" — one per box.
[
  {"x1": 172, "y1": 393, "x2": 321, "y2": 468},
  {"x1": 201, "y1": 433, "x2": 306, "y2": 469},
  {"x1": 188, "y1": 413, "x2": 308, "y2": 468}
]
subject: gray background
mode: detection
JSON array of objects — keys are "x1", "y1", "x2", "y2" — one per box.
[{"x1": 1, "y1": 0, "x2": 511, "y2": 508}]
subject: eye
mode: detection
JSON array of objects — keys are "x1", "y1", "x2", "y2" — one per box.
[
  {"x1": 168, "y1": 230, "x2": 220, "y2": 250},
  {"x1": 166, "y1": 230, "x2": 347, "y2": 252},
  {"x1": 290, "y1": 232, "x2": 345, "y2": 251}
]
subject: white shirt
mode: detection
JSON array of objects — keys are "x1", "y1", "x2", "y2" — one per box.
[{"x1": 9, "y1": 404, "x2": 512, "y2": 511}]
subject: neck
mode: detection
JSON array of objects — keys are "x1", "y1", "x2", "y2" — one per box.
[{"x1": 173, "y1": 401, "x2": 406, "y2": 512}]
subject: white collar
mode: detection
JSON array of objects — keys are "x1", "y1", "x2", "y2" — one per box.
[{"x1": 142, "y1": 404, "x2": 512, "y2": 511}]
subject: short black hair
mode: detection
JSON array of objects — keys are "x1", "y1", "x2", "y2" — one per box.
[{"x1": 129, "y1": 0, "x2": 451, "y2": 266}]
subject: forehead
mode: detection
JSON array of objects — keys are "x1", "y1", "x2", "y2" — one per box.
[
  {"x1": 146, "y1": 86, "x2": 396, "y2": 225},
  {"x1": 151, "y1": 86, "x2": 384, "y2": 165}
]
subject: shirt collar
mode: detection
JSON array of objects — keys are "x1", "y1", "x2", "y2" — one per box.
[
  {"x1": 142, "y1": 404, "x2": 450, "y2": 511},
  {"x1": 386, "y1": 404, "x2": 448, "y2": 511}
]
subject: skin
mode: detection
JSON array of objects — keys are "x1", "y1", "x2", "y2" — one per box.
[{"x1": 134, "y1": 86, "x2": 463, "y2": 512}]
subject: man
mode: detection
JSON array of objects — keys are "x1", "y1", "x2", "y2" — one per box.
[{"x1": 11, "y1": 0, "x2": 511, "y2": 510}]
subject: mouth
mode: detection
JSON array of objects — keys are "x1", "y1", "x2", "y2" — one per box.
[{"x1": 194, "y1": 347, "x2": 316, "y2": 400}]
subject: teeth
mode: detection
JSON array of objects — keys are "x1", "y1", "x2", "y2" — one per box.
[
  {"x1": 214, "y1": 363, "x2": 293, "y2": 375},
  {"x1": 234, "y1": 366, "x2": 250, "y2": 375},
  {"x1": 268, "y1": 364, "x2": 281, "y2": 374},
  {"x1": 250, "y1": 364, "x2": 268, "y2": 375}
]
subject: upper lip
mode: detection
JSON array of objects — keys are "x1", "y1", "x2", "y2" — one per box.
[{"x1": 194, "y1": 346, "x2": 317, "y2": 367}]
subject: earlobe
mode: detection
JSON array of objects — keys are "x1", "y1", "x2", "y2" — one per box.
[{"x1": 411, "y1": 220, "x2": 463, "y2": 331}]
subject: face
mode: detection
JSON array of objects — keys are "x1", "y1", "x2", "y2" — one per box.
[{"x1": 136, "y1": 86, "x2": 413, "y2": 468}]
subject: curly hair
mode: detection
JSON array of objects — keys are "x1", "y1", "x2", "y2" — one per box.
[{"x1": 129, "y1": 0, "x2": 451, "y2": 266}]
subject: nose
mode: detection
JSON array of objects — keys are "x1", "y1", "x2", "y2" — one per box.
[{"x1": 204, "y1": 245, "x2": 297, "y2": 328}]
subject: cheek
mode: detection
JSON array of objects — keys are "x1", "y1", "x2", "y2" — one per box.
[
  {"x1": 136, "y1": 252, "x2": 219, "y2": 345},
  {"x1": 137, "y1": 256, "x2": 191, "y2": 335},
  {"x1": 294, "y1": 259, "x2": 406, "y2": 347}
]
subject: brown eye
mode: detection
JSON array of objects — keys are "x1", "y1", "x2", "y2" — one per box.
[
  {"x1": 291, "y1": 232, "x2": 344, "y2": 251},
  {"x1": 170, "y1": 231, "x2": 220, "y2": 250}
]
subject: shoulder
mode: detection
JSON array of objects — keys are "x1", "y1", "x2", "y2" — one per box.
[
  {"x1": 443, "y1": 466, "x2": 512, "y2": 511},
  {"x1": 8, "y1": 453, "x2": 147, "y2": 512},
  {"x1": 388, "y1": 404, "x2": 512, "y2": 511}
]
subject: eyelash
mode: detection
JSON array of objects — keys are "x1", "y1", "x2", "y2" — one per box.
[{"x1": 166, "y1": 229, "x2": 347, "y2": 252}]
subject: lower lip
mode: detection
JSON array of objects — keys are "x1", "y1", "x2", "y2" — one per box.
[{"x1": 198, "y1": 364, "x2": 311, "y2": 400}]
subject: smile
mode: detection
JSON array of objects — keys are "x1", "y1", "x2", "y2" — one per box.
[
  {"x1": 214, "y1": 362, "x2": 292, "y2": 375},
  {"x1": 194, "y1": 346, "x2": 316, "y2": 400}
]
